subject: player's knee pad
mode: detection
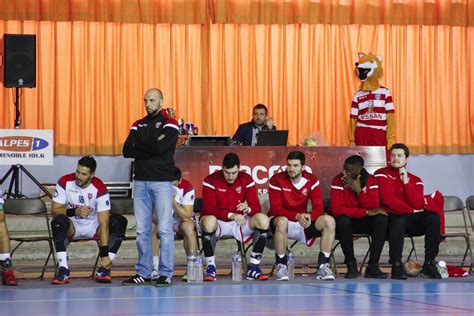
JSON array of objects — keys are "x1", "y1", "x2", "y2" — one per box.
[
  {"x1": 51, "y1": 214, "x2": 70, "y2": 241},
  {"x1": 109, "y1": 213, "x2": 128, "y2": 238}
]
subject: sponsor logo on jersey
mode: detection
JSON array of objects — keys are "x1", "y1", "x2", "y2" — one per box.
[
  {"x1": 235, "y1": 186, "x2": 242, "y2": 194},
  {"x1": 0, "y1": 136, "x2": 49, "y2": 152},
  {"x1": 359, "y1": 113, "x2": 384, "y2": 120},
  {"x1": 88, "y1": 193, "x2": 93, "y2": 200},
  {"x1": 155, "y1": 122, "x2": 162, "y2": 128},
  {"x1": 302, "y1": 188, "x2": 308, "y2": 196}
]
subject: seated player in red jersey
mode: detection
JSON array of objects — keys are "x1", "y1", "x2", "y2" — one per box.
[
  {"x1": 330, "y1": 155, "x2": 387, "y2": 279},
  {"x1": 50, "y1": 156, "x2": 128, "y2": 284},
  {"x1": 268, "y1": 151, "x2": 336, "y2": 281},
  {"x1": 375, "y1": 143, "x2": 442, "y2": 279},
  {"x1": 200, "y1": 153, "x2": 270, "y2": 281}
]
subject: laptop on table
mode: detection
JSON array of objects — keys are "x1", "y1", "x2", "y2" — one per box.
[{"x1": 255, "y1": 130, "x2": 289, "y2": 146}]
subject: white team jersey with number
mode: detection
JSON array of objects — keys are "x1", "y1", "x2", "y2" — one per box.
[
  {"x1": 172, "y1": 178, "x2": 195, "y2": 232},
  {"x1": 52, "y1": 173, "x2": 111, "y2": 226}
]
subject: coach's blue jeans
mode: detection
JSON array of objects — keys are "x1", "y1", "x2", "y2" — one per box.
[{"x1": 134, "y1": 180, "x2": 174, "y2": 278}]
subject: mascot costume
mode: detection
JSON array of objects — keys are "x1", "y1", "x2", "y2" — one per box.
[{"x1": 348, "y1": 53, "x2": 395, "y2": 149}]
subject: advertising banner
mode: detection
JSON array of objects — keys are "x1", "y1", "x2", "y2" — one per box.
[{"x1": 0, "y1": 129, "x2": 54, "y2": 166}]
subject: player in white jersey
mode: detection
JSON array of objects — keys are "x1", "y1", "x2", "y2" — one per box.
[
  {"x1": 0, "y1": 192, "x2": 17, "y2": 286},
  {"x1": 50, "y1": 156, "x2": 128, "y2": 284},
  {"x1": 151, "y1": 168, "x2": 197, "y2": 280}
]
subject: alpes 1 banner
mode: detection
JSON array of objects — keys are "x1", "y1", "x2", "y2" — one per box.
[{"x1": 0, "y1": 130, "x2": 54, "y2": 166}]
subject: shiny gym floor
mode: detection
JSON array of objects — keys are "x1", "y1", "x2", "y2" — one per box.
[{"x1": 1, "y1": 276, "x2": 473, "y2": 315}]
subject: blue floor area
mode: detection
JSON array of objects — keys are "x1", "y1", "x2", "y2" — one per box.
[{"x1": 1, "y1": 277, "x2": 473, "y2": 315}]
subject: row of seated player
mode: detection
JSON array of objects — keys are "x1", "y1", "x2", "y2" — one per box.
[{"x1": 0, "y1": 144, "x2": 447, "y2": 286}]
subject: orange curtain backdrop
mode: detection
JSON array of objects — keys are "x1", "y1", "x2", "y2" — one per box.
[
  {"x1": 214, "y1": 0, "x2": 474, "y2": 26},
  {"x1": 0, "y1": 0, "x2": 473, "y2": 26},
  {"x1": 1, "y1": 21, "x2": 472, "y2": 154},
  {"x1": 205, "y1": 24, "x2": 473, "y2": 153},
  {"x1": 0, "y1": 0, "x2": 211, "y2": 24},
  {"x1": 0, "y1": 20, "x2": 203, "y2": 154}
]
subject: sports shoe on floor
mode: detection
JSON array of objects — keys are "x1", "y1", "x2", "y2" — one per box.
[
  {"x1": 365, "y1": 264, "x2": 387, "y2": 279},
  {"x1": 246, "y1": 264, "x2": 269, "y2": 281},
  {"x1": 95, "y1": 267, "x2": 112, "y2": 283},
  {"x1": 151, "y1": 269, "x2": 159, "y2": 281},
  {"x1": 316, "y1": 263, "x2": 335, "y2": 281},
  {"x1": 391, "y1": 261, "x2": 408, "y2": 280},
  {"x1": 154, "y1": 275, "x2": 173, "y2": 287},
  {"x1": 421, "y1": 260, "x2": 442, "y2": 279},
  {"x1": 51, "y1": 267, "x2": 71, "y2": 285},
  {"x1": 203, "y1": 265, "x2": 216, "y2": 282},
  {"x1": 181, "y1": 274, "x2": 188, "y2": 282},
  {"x1": 275, "y1": 263, "x2": 289, "y2": 281},
  {"x1": 344, "y1": 261, "x2": 358, "y2": 279},
  {"x1": 2, "y1": 269, "x2": 18, "y2": 286},
  {"x1": 121, "y1": 274, "x2": 151, "y2": 286}
]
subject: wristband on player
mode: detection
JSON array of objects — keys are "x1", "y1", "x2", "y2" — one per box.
[
  {"x1": 66, "y1": 208, "x2": 76, "y2": 217},
  {"x1": 99, "y1": 246, "x2": 109, "y2": 258}
]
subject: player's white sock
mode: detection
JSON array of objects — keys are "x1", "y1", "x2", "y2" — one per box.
[
  {"x1": 0, "y1": 253, "x2": 11, "y2": 261},
  {"x1": 206, "y1": 256, "x2": 215, "y2": 267},
  {"x1": 57, "y1": 252, "x2": 69, "y2": 268},
  {"x1": 153, "y1": 256, "x2": 160, "y2": 271},
  {"x1": 108, "y1": 252, "x2": 116, "y2": 261}
]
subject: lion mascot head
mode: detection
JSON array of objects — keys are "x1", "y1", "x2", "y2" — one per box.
[{"x1": 355, "y1": 53, "x2": 383, "y2": 91}]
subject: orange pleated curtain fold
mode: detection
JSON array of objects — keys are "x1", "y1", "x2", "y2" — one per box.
[{"x1": 0, "y1": 1, "x2": 473, "y2": 155}]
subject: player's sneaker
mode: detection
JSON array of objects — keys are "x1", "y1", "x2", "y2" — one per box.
[
  {"x1": 121, "y1": 274, "x2": 151, "y2": 286},
  {"x1": 181, "y1": 274, "x2": 188, "y2": 282},
  {"x1": 203, "y1": 265, "x2": 216, "y2": 282},
  {"x1": 246, "y1": 264, "x2": 269, "y2": 281},
  {"x1": 95, "y1": 267, "x2": 112, "y2": 283},
  {"x1": 154, "y1": 275, "x2": 172, "y2": 287},
  {"x1": 316, "y1": 263, "x2": 335, "y2": 281},
  {"x1": 151, "y1": 269, "x2": 159, "y2": 281},
  {"x1": 275, "y1": 263, "x2": 289, "y2": 281},
  {"x1": 421, "y1": 261, "x2": 442, "y2": 279},
  {"x1": 2, "y1": 269, "x2": 18, "y2": 286},
  {"x1": 51, "y1": 267, "x2": 71, "y2": 285}
]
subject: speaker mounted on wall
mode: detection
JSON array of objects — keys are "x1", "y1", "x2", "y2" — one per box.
[{"x1": 3, "y1": 34, "x2": 36, "y2": 88}]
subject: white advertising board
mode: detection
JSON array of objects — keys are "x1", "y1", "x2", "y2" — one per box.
[{"x1": 0, "y1": 129, "x2": 54, "y2": 166}]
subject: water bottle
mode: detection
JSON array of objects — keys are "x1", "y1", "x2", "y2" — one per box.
[
  {"x1": 195, "y1": 253, "x2": 203, "y2": 283},
  {"x1": 436, "y1": 260, "x2": 449, "y2": 279},
  {"x1": 187, "y1": 255, "x2": 196, "y2": 283},
  {"x1": 287, "y1": 249, "x2": 295, "y2": 280},
  {"x1": 232, "y1": 250, "x2": 242, "y2": 282}
]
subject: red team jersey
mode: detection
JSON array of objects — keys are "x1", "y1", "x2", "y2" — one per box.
[
  {"x1": 329, "y1": 173, "x2": 380, "y2": 219},
  {"x1": 350, "y1": 86, "x2": 394, "y2": 131},
  {"x1": 374, "y1": 167, "x2": 424, "y2": 215},
  {"x1": 268, "y1": 170, "x2": 323, "y2": 221},
  {"x1": 53, "y1": 173, "x2": 111, "y2": 222},
  {"x1": 201, "y1": 171, "x2": 261, "y2": 222}
]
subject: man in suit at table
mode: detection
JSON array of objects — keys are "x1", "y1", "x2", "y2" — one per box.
[{"x1": 232, "y1": 104, "x2": 276, "y2": 146}]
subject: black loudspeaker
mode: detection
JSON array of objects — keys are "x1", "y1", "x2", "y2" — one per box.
[{"x1": 3, "y1": 34, "x2": 36, "y2": 88}]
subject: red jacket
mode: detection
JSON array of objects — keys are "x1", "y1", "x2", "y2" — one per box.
[
  {"x1": 268, "y1": 170, "x2": 323, "y2": 221},
  {"x1": 329, "y1": 172, "x2": 380, "y2": 219},
  {"x1": 201, "y1": 170, "x2": 261, "y2": 221},
  {"x1": 374, "y1": 166, "x2": 424, "y2": 214}
]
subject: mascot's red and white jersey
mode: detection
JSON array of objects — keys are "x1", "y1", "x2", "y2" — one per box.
[
  {"x1": 350, "y1": 86, "x2": 394, "y2": 131},
  {"x1": 53, "y1": 173, "x2": 111, "y2": 220},
  {"x1": 173, "y1": 178, "x2": 195, "y2": 218}
]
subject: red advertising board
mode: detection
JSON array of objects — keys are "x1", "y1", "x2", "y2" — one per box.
[{"x1": 175, "y1": 146, "x2": 386, "y2": 199}]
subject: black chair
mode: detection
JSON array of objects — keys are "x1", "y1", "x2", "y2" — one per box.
[
  {"x1": 4, "y1": 198, "x2": 56, "y2": 280},
  {"x1": 441, "y1": 196, "x2": 472, "y2": 272},
  {"x1": 465, "y1": 195, "x2": 474, "y2": 231}
]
